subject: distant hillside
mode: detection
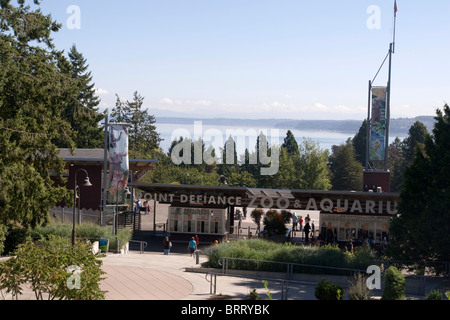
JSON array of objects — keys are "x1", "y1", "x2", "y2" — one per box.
[{"x1": 155, "y1": 116, "x2": 436, "y2": 137}]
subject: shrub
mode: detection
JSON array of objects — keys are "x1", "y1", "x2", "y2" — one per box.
[
  {"x1": 315, "y1": 278, "x2": 344, "y2": 300},
  {"x1": 348, "y1": 273, "x2": 373, "y2": 300},
  {"x1": 204, "y1": 239, "x2": 375, "y2": 275},
  {"x1": 0, "y1": 235, "x2": 106, "y2": 300},
  {"x1": 263, "y1": 210, "x2": 287, "y2": 235},
  {"x1": 425, "y1": 289, "x2": 443, "y2": 300},
  {"x1": 3, "y1": 223, "x2": 30, "y2": 255},
  {"x1": 0, "y1": 224, "x2": 6, "y2": 256},
  {"x1": 382, "y1": 266, "x2": 406, "y2": 300},
  {"x1": 31, "y1": 223, "x2": 133, "y2": 252}
]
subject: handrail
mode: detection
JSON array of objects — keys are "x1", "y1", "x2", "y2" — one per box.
[
  {"x1": 221, "y1": 256, "x2": 369, "y2": 276},
  {"x1": 128, "y1": 240, "x2": 147, "y2": 254}
]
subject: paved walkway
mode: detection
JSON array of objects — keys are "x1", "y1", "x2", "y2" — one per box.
[{"x1": 99, "y1": 251, "x2": 316, "y2": 300}]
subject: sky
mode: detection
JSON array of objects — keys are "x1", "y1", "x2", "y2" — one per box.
[{"x1": 37, "y1": 0, "x2": 450, "y2": 121}]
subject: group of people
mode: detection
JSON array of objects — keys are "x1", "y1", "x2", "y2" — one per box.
[
  {"x1": 162, "y1": 234, "x2": 200, "y2": 256},
  {"x1": 134, "y1": 199, "x2": 151, "y2": 214},
  {"x1": 292, "y1": 213, "x2": 315, "y2": 244}
]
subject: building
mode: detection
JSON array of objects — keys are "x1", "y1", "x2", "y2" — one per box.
[{"x1": 57, "y1": 148, "x2": 157, "y2": 212}]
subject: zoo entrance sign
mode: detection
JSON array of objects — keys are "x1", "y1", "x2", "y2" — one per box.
[{"x1": 135, "y1": 190, "x2": 398, "y2": 216}]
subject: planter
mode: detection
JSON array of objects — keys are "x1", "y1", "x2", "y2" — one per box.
[
  {"x1": 91, "y1": 241, "x2": 100, "y2": 255},
  {"x1": 120, "y1": 242, "x2": 129, "y2": 254}
]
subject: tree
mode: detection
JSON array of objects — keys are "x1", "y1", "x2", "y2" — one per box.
[
  {"x1": 59, "y1": 45, "x2": 105, "y2": 148},
  {"x1": 351, "y1": 120, "x2": 368, "y2": 167},
  {"x1": 390, "y1": 121, "x2": 429, "y2": 192},
  {"x1": 329, "y1": 140, "x2": 363, "y2": 191},
  {"x1": 281, "y1": 130, "x2": 299, "y2": 155},
  {"x1": 381, "y1": 266, "x2": 406, "y2": 300},
  {"x1": 387, "y1": 105, "x2": 450, "y2": 266},
  {"x1": 0, "y1": 0, "x2": 74, "y2": 226},
  {"x1": 297, "y1": 138, "x2": 331, "y2": 190},
  {"x1": 111, "y1": 91, "x2": 161, "y2": 157},
  {"x1": 126, "y1": 91, "x2": 161, "y2": 156}
]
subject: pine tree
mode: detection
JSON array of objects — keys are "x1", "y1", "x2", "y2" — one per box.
[
  {"x1": 112, "y1": 91, "x2": 161, "y2": 157},
  {"x1": 388, "y1": 105, "x2": 450, "y2": 264},
  {"x1": 59, "y1": 45, "x2": 105, "y2": 148},
  {"x1": 282, "y1": 130, "x2": 299, "y2": 155}
]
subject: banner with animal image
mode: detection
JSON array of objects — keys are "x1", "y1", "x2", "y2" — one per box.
[
  {"x1": 108, "y1": 124, "x2": 129, "y2": 194},
  {"x1": 370, "y1": 87, "x2": 387, "y2": 161}
]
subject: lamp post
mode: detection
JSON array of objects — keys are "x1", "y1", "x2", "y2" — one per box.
[{"x1": 72, "y1": 168, "x2": 92, "y2": 245}]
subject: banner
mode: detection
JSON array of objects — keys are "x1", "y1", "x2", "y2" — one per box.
[
  {"x1": 369, "y1": 87, "x2": 387, "y2": 161},
  {"x1": 108, "y1": 124, "x2": 129, "y2": 194}
]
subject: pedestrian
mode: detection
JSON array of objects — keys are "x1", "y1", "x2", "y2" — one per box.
[
  {"x1": 194, "y1": 234, "x2": 199, "y2": 247},
  {"x1": 292, "y1": 213, "x2": 298, "y2": 231},
  {"x1": 135, "y1": 199, "x2": 141, "y2": 212},
  {"x1": 299, "y1": 216, "x2": 303, "y2": 232},
  {"x1": 305, "y1": 214, "x2": 311, "y2": 224},
  {"x1": 188, "y1": 237, "x2": 197, "y2": 257},
  {"x1": 163, "y1": 236, "x2": 171, "y2": 255},
  {"x1": 304, "y1": 221, "x2": 311, "y2": 244}
]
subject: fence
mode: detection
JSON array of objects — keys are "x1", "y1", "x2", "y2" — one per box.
[{"x1": 49, "y1": 207, "x2": 104, "y2": 225}]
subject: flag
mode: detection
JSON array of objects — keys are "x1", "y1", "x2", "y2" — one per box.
[
  {"x1": 108, "y1": 124, "x2": 129, "y2": 194},
  {"x1": 394, "y1": 0, "x2": 398, "y2": 17}
]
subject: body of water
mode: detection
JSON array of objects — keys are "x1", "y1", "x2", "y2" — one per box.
[{"x1": 156, "y1": 121, "x2": 356, "y2": 156}]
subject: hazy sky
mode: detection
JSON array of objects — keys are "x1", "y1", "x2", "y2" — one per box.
[{"x1": 39, "y1": 0, "x2": 450, "y2": 120}]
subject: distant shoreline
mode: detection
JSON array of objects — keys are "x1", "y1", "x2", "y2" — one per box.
[{"x1": 155, "y1": 116, "x2": 435, "y2": 136}]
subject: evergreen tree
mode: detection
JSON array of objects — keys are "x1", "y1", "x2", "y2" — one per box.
[
  {"x1": 329, "y1": 140, "x2": 363, "y2": 191},
  {"x1": 352, "y1": 120, "x2": 368, "y2": 167},
  {"x1": 60, "y1": 45, "x2": 105, "y2": 148},
  {"x1": 390, "y1": 121, "x2": 429, "y2": 192},
  {"x1": 112, "y1": 91, "x2": 161, "y2": 157},
  {"x1": 282, "y1": 130, "x2": 299, "y2": 155},
  {"x1": 388, "y1": 105, "x2": 450, "y2": 265},
  {"x1": 0, "y1": 0, "x2": 75, "y2": 226}
]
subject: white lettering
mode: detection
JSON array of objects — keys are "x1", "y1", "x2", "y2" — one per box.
[
  {"x1": 320, "y1": 198, "x2": 333, "y2": 212},
  {"x1": 366, "y1": 265, "x2": 381, "y2": 290}
]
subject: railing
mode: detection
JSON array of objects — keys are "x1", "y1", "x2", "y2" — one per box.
[
  {"x1": 221, "y1": 256, "x2": 367, "y2": 277},
  {"x1": 204, "y1": 271, "x2": 312, "y2": 299},
  {"x1": 128, "y1": 240, "x2": 147, "y2": 254}
]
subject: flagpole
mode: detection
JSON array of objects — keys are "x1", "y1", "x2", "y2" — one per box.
[{"x1": 393, "y1": 0, "x2": 398, "y2": 53}]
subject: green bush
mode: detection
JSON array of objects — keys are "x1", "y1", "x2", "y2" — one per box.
[
  {"x1": 0, "y1": 224, "x2": 6, "y2": 256},
  {"x1": 425, "y1": 289, "x2": 443, "y2": 300},
  {"x1": 0, "y1": 235, "x2": 105, "y2": 300},
  {"x1": 263, "y1": 210, "x2": 287, "y2": 235},
  {"x1": 315, "y1": 278, "x2": 344, "y2": 300},
  {"x1": 382, "y1": 266, "x2": 406, "y2": 300},
  {"x1": 31, "y1": 223, "x2": 133, "y2": 252},
  {"x1": 204, "y1": 239, "x2": 375, "y2": 275},
  {"x1": 2, "y1": 223, "x2": 30, "y2": 255}
]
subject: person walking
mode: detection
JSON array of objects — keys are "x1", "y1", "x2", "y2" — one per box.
[
  {"x1": 194, "y1": 234, "x2": 200, "y2": 247},
  {"x1": 292, "y1": 213, "x2": 298, "y2": 231},
  {"x1": 304, "y1": 221, "x2": 311, "y2": 244},
  {"x1": 163, "y1": 236, "x2": 171, "y2": 255},
  {"x1": 188, "y1": 237, "x2": 197, "y2": 257}
]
